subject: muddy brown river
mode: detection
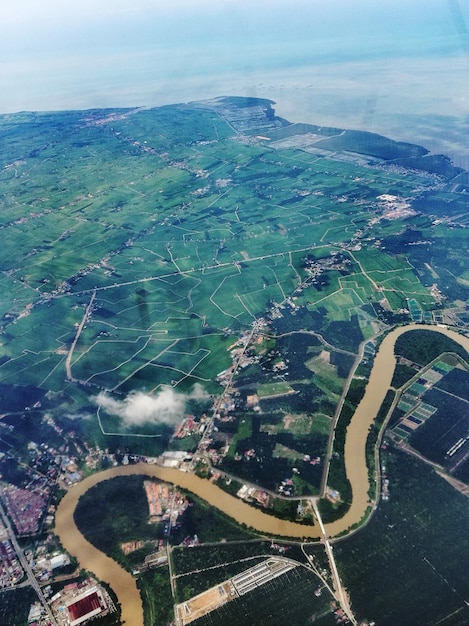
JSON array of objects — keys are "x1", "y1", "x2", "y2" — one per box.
[{"x1": 54, "y1": 324, "x2": 469, "y2": 626}]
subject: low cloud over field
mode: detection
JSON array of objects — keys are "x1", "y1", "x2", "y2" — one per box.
[{"x1": 95, "y1": 384, "x2": 208, "y2": 428}]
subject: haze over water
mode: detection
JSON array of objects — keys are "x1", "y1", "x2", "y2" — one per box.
[{"x1": 1, "y1": 0, "x2": 469, "y2": 167}]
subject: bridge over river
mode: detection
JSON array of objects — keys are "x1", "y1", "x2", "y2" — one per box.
[{"x1": 55, "y1": 324, "x2": 469, "y2": 626}]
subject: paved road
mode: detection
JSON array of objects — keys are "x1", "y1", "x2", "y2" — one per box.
[
  {"x1": 65, "y1": 289, "x2": 96, "y2": 381},
  {"x1": 0, "y1": 500, "x2": 58, "y2": 625},
  {"x1": 55, "y1": 244, "x2": 325, "y2": 299},
  {"x1": 312, "y1": 500, "x2": 356, "y2": 624}
]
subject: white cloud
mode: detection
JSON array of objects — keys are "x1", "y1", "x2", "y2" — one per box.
[{"x1": 95, "y1": 384, "x2": 208, "y2": 428}]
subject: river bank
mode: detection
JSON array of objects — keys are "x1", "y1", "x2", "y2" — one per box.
[{"x1": 54, "y1": 323, "x2": 469, "y2": 626}]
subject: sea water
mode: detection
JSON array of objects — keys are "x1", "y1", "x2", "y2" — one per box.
[{"x1": 1, "y1": 1, "x2": 468, "y2": 166}]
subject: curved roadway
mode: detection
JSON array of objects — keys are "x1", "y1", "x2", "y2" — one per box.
[{"x1": 55, "y1": 323, "x2": 469, "y2": 626}]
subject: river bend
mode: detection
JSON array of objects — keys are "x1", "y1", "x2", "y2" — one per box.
[{"x1": 55, "y1": 324, "x2": 469, "y2": 626}]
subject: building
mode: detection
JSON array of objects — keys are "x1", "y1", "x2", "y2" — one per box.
[{"x1": 65, "y1": 586, "x2": 106, "y2": 626}]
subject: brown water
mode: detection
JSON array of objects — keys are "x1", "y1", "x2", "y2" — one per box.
[
  {"x1": 54, "y1": 471, "x2": 145, "y2": 625},
  {"x1": 326, "y1": 324, "x2": 469, "y2": 536},
  {"x1": 55, "y1": 464, "x2": 321, "y2": 626},
  {"x1": 55, "y1": 324, "x2": 469, "y2": 626}
]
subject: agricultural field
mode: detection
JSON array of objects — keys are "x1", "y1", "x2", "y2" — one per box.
[
  {"x1": 184, "y1": 565, "x2": 337, "y2": 626},
  {"x1": 334, "y1": 447, "x2": 469, "y2": 626},
  {"x1": 218, "y1": 329, "x2": 345, "y2": 495},
  {"x1": 1, "y1": 96, "x2": 469, "y2": 488},
  {"x1": 389, "y1": 348, "x2": 469, "y2": 481},
  {"x1": 411, "y1": 367, "x2": 468, "y2": 474}
]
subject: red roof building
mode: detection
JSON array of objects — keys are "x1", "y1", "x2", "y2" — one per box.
[{"x1": 66, "y1": 587, "x2": 105, "y2": 626}]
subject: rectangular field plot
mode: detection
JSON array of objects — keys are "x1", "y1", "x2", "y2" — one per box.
[
  {"x1": 413, "y1": 403, "x2": 437, "y2": 420},
  {"x1": 407, "y1": 298, "x2": 423, "y2": 321},
  {"x1": 188, "y1": 565, "x2": 335, "y2": 626},
  {"x1": 433, "y1": 360, "x2": 455, "y2": 374},
  {"x1": 408, "y1": 382, "x2": 427, "y2": 396},
  {"x1": 400, "y1": 416, "x2": 421, "y2": 431},
  {"x1": 420, "y1": 368, "x2": 443, "y2": 384},
  {"x1": 0, "y1": 102, "x2": 458, "y2": 425},
  {"x1": 392, "y1": 426, "x2": 412, "y2": 440},
  {"x1": 396, "y1": 400, "x2": 414, "y2": 414},
  {"x1": 257, "y1": 382, "x2": 294, "y2": 398},
  {"x1": 410, "y1": 387, "x2": 469, "y2": 466}
]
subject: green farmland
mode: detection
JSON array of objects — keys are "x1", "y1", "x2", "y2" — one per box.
[
  {"x1": 335, "y1": 447, "x2": 469, "y2": 626},
  {"x1": 2, "y1": 97, "x2": 469, "y2": 626},
  {"x1": 1, "y1": 96, "x2": 469, "y2": 469}
]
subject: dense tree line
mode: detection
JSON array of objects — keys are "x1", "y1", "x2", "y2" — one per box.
[
  {"x1": 0, "y1": 587, "x2": 37, "y2": 626},
  {"x1": 395, "y1": 329, "x2": 469, "y2": 366},
  {"x1": 318, "y1": 378, "x2": 367, "y2": 522}
]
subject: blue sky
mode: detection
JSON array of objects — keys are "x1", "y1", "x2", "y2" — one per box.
[
  {"x1": 2, "y1": 0, "x2": 465, "y2": 54},
  {"x1": 1, "y1": 0, "x2": 469, "y2": 165}
]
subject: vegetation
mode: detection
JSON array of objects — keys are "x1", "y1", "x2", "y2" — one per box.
[
  {"x1": 0, "y1": 587, "x2": 37, "y2": 626},
  {"x1": 311, "y1": 129, "x2": 428, "y2": 160},
  {"x1": 138, "y1": 568, "x2": 174, "y2": 626},
  {"x1": 390, "y1": 362, "x2": 416, "y2": 388},
  {"x1": 74, "y1": 476, "x2": 256, "y2": 568},
  {"x1": 1, "y1": 98, "x2": 469, "y2": 625},
  {"x1": 1, "y1": 101, "x2": 468, "y2": 433},
  {"x1": 187, "y1": 566, "x2": 337, "y2": 626},
  {"x1": 410, "y1": 368, "x2": 469, "y2": 473},
  {"x1": 366, "y1": 389, "x2": 395, "y2": 497},
  {"x1": 394, "y1": 330, "x2": 469, "y2": 365},
  {"x1": 172, "y1": 541, "x2": 269, "y2": 578},
  {"x1": 74, "y1": 476, "x2": 161, "y2": 568},
  {"x1": 334, "y1": 447, "x2": 469, "y2": 626},
  {"x1": 180, "y1": 492, "x2": 258, "y2": 543},
  {"x1": 318, "y1": 378, "x2": 367, "y2": 522}
]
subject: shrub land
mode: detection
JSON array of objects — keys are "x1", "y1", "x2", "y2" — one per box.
[{"x1": 334, "y1": 447, "x2": 469, "y2": 626}]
